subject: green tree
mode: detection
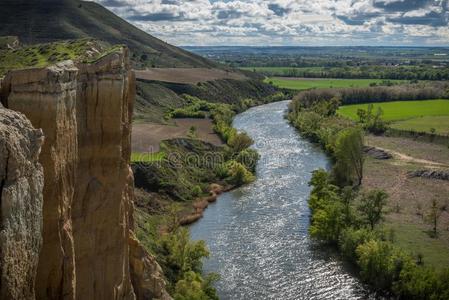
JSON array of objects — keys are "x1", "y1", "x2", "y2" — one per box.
[
  {"x1": 309, "y1": 202, "x2": 345, "y2": 242},
  {"x1": 333, "y1": 127, "x2": 364, "y2": 186},
  {"x1": 174, "y1": 271, "x2": 219, "y2": 300},
  {"x1": 356, "y1": 240, "x2": 413, "y2": 290},
  {"x1": 358, "y1": 189, "x2": 388, "y2": 230}
]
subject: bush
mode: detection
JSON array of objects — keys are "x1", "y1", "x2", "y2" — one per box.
[
  {"x1": 228, "y1": 132, "x2": 254, "y2": 153},
  {"x1": 225, "y1": 160, "x2": 255, "y2": 186},
  {"x1": 192, "y1": 185, "x2": 202, "y2": 197},
  {"x1": 235, "y1": 148, "x2": 259, "y2": 173}
]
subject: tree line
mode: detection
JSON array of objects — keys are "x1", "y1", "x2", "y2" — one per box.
[
  {"x1": 253, "y1": 66, "x2": 449, "y2": 81},
  {"x1": 292, "y1": 81, "x2": 449, "y2": 107},
  {"x1": 288, "y1": 94, "x2": 449, "y2": 299}
]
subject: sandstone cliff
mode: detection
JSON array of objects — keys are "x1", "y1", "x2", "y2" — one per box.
[
  {"x1": 1, "y1": 47, "x2": 170, "y2": 300},
  {"x1": 0, "y1": 106, "x2": 44, "y2": 299},
  {"x1": 2, "y1": 60, "x2": 79, "y2": 300}
]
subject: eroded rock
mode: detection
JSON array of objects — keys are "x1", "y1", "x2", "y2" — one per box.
[
  {"x1": 0, "y1": 106, "x2": 44, "y2": 300},
  {"x1": 129, "y1": 232, "x2": 172, "y2": 300},
  {"x1": 2, "y1": 61, "x2": 79, "y2": 300}
]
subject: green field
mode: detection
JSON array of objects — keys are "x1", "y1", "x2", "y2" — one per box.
[
  {"x1": 241, "y1": 66, "x2": 323, "y2": 73},
  {"x1": 338, "y1": 99, "x2": 449, "y2": 135},
  {"x1": 385, "y1": 222, "x2": 449, "y2": 270},
  {"x1": 131, "y1": 151, "x2": 165, "y2": 162},
  {"x1": 265, "y1": 77, "x2": 403, "y2": 90}
]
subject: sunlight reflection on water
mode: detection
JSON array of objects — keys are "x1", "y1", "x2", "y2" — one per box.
[{"x1": 190, "y1": 100, "x2": 378, "y2": 300}]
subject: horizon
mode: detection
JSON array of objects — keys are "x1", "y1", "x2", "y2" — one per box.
[
  {"x1": 92, "y1": 0, "x2": 449, "y2": 47},
  {"x1": 181, "y1": 44, "x2": 449, "y2": 48}
]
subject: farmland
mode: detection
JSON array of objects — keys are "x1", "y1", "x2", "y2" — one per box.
[
  {"x1": 265, "y1": 77, "x2": 404, "y2": 90},
  {"x1": 337, "y1": 99, "x2": 449, "y2": 134}
]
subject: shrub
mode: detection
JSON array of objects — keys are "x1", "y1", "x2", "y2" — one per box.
[
  {"x1": 192, "y1": 185, "x2": 202, "y2": 197},
  {"x1": 225, "y1": 160, "x2": 255, "y2": 185},
  {"x1": 227, "y1": 132, "x2": 254, "y2": 152},
  {"x1": 235, "y1": 148, "x2": 259, "y2": 172}
]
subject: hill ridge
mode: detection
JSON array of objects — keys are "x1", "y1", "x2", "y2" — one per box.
[{"x1": 0, "y1": 0, "x2": 217, "y2": 68}]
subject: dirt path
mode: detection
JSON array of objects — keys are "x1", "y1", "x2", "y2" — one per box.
[{"x1": 372, "y1": 145, "x2": 449, "y2": 168}]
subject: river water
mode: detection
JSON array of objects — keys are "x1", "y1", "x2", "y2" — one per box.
[{"x1": 190, "y1": 100, "x2": 373, "y2": 299}]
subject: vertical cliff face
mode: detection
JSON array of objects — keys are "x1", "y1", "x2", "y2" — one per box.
[
  {"x1": 0, "y1": 46, "x2": 170, "y2": 300},
  {"x1": 72, "y1": 50, "x2": 135, "y2": 300},
  {"x1": 2, "y1": 61, "x2": 79, "y2": 300},
  {"x1": 0, "y1": 106, "x2": 44, "y2": 300}
]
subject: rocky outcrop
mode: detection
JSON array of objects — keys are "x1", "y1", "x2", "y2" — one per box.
[
  {"x1": 0, "y1": 106, "x2": 44, "y2": 299},
  {"x1": 129, "y1": 233, "x2": 171, "y2": 300},
  {"x1": 0, "y1": 48, "x2": 168, "y2": 299}
]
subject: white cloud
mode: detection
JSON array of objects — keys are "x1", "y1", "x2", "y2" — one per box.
[{"x1": 94, "y1": 0, "x2": 449, "y2": 46}]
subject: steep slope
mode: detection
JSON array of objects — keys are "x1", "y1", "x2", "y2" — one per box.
[
  {"x1": 0, "y1": 45, "x2": 171, "y2": 300},
  {"x1": 0, "y1": 106, "x2": 44, "y2": 300},
  {"x1": 0, "y1": 0, "x2": 217, "y2": 68}
]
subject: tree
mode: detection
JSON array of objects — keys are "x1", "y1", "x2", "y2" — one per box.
[
  {"x1": 427, "y1": 199, "x2": 442, "y2": 238},
  {"x1": 358, "y1": 189, "x2": 388, "y2": 230},
  {"x1": 341, "y1": 186, "x2": 356, "y2": 224},
  {"x1": 333, "y1": 127, "x2": 364, "y2": 186}
]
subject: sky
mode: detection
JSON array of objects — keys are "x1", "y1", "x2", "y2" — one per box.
[{"x1": 93, "y1": 0, "x2": 449, "y2": 46}]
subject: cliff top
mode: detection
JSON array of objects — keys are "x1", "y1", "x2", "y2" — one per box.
[
  {"x1": 0, "y1": 0, "x2": 218, "y2": 69},
  {"x1": 0, "y1": 38, "x2": 124, "y2": 76}
]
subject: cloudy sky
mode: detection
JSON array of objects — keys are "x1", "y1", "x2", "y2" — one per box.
[{"x1": 93, "y1": 0, "x2": 449, "y2": 46}]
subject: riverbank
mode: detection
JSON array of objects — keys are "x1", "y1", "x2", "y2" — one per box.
[
  {"x1": 288, "y1": 90, "x2": 449, "y2": 299},
  {"x1": 131, "y1": 94, "x2": 286, "y2": 298},
  {"x1": 190, "y1": 101, "x2": 373, "y2": 299}
]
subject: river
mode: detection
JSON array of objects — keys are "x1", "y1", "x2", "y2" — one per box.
[{"x1": 190, "y1": 100, "x2": 373, "y2": 299}]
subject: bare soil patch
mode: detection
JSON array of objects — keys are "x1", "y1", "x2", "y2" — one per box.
[
  {"x1": 132, "y1": 118, "x2": 223, "y2": 152},
  {"x1": 366, "y1": 134, "x2": 449, "y2": 165},
  {"x1": 135, "y1": 68, "x2": 247, "y2": 84},
  {"x1": 362, "y1": 135, "x2": 449, "y2": 267}
]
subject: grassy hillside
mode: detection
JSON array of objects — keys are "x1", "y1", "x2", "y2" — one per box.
[
  {"x1": 0, "y1": 39, "x2": 120, "y2": 75},
  {"x1": 0, "y1": 0, "x2": 217, "y2": 68}
]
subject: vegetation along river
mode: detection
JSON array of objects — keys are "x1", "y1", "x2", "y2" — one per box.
[{"x1": 190, "y1": 100, "x2": 375, "y2": 299}]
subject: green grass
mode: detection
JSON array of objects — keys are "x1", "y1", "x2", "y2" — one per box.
[
  {"x1": 131, "y1": 151, "x2": 165, "y2": 162},
  {"x1": 265, "y1": 77, "x2": 404, "y2": 90},
  {"x1": 241, "y1": 66, "x2": 323, "y2": 73},
  {"x1": 0, "y1": 39, "x2": 119, "y2": 75},
  {"x1": 337, "y1": 99, "x2": 449, "y2": 134},
  {"x1": 0, "y1": 0, "x2": 217, "y2": 69},
  {"x1": 338, "y1": 99, "x2": 449, "y2": 135},
  {"x1": 390, "y1": 116, "x2": 449, "y2": 136},
  {"x1": 385, "y1": 222, "x2": 449, "y2": 270}
]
